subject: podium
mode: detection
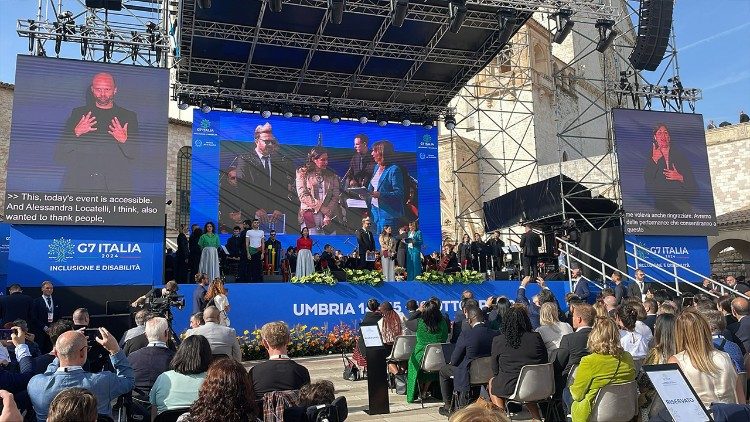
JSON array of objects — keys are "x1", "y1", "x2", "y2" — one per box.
[{"x1": 360, "y1": 325, "x2": 390, "y2": 415}]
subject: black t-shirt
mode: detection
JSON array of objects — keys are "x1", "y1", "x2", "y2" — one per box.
[{"x1": 249, "y1": 359, "x2": 311, "y2": 399}]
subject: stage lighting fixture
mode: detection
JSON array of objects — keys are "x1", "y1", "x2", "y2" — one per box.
[
  {"x1": 196, "y1": 0, "x2": 212, "y2": 9},
  {"x1": 448, "y1": 0, "x2": 467, "y2": 34},
  {"x1": 423, "y1": 118, "x2": 434, "y2": 130},
  {"x1": 401, "y1": 116, "x2": 411, "y2": 127},
  {"x1": 377, "y1": 118, "x2": 388, "y2": 127},
  {"x1": 551, "y1": 9, "x2": 574, "y2": 44},
  {"x1": 444, "y1": 113, "x2": 456, "y2": 130},
  {"x1": 232, "y1": 104, "x2": 243, "y2": 114},
  {"x1": 311, "y1": 113, "x2": 321, "y2": 122},
  {"x1": 261, "y1": 106, "x2": 272, "y2": 118},
  {"x1": 358, "y1": 113, "x2": 369, "y2": 124},
  {"x1": 178, "y1": 101, "x2": 189, "y2": 110},
  {"x1": 328, "y1": 0, "x2": 345, "y2": 24},
  {"x1": 595, "y1": 19, "x2": 617, "y2": 53},
  {"x1": 329, "y1": 111, "x2": 341, "y2": 123},
  {"x1": 200, "y1": 100, "x2": 212, "y2": 113},
  {"x1": 391, "y1": 0, "x2": 409, "y2": 28},
  {"x1": 270, "y1": 0, "x2": 283, "y2": 13},
  {"x1": 496, "y1": 9, "x2": 517, "y2": 44}
]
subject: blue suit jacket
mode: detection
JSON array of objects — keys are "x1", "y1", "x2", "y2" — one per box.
[
  {"x1": 572, "y1": 278, "x2": 591, "y2": 303},
  {"x1": 28, "y1": 350, "x2": 135, "y2": 421},
  {"x1": 449, "y1": 323, "x2": 499, "y2": 392},
  {"x1": 368, "y1": 164, "x2": 404, "y2": 223}
]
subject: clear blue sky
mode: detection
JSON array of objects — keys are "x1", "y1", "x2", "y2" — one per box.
[{"x1": 1, "y1": 0, "x2": 748, "y2": 124}]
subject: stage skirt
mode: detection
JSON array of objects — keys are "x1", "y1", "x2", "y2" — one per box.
[
  {"x1": 199, "y1": 247, "x2": 220, "y2": 281},
  {"x1": 296, "y1": 249, "x2": 314, "y2": 278}
]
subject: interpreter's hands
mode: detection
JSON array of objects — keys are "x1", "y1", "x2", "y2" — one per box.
[
  {"x1": 651, "y1": 143, "x2": 662, "y2": 163},
  {"x1": 271, "y1": 210, "x2": 283, "y2": 224},
  {"x1": 10, "y1": 326, "x2": 26, "y2": 348},
  {"x1": 74, "y1": 111, "x2": 98, "y2": 137},
  {"x1": 108, "y1": 117, "x2": 129, "y2": 143},
  {"x1": 521, "y1": 275, "x2": 531, "y2": 287},
  {"x1": 255, "y1": 209, "x2": 268, "y2": 224},
  {"x1": 662, "y1": 164, "x2": 684, "y2": 182},
  {"x1": 0, "y1": 390, "x2": 23, "y2": 422},
  {"x1": 95, "y1": 327, "x2": 120, "y2": 355}
]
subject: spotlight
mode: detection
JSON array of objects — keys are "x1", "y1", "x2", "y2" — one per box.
[
  {"x1": 377, "y1": 118, "x2": 388, "y2": 127},
  {"x1": 328, "y1": 0, "x2": 345, "y2": 24},
  {"x1": 329, "y1": 111, "x2": 341, "y2": 123},
  {"x1": 281, "y1": 105, "x2": 293, "y2": 118},
  {"x1": 232, "y1": 104, "x2": 243, "y2": 114},
  {"x1": 496, "y1": 9, "x2": 517, "y2": 44},
  {"x1": 358, "y1": 113, "x2": 369, "y2": 124},
  {"x1": 595, "y1": 19, "x2": 617, "y2": 53},
  {"x1": 551, "y1": 9, "x2": 574, "y2": 44},
  {"x1": 200, "y1": 100, "x2": 212, "y2": 113},
  {"x1": 448, "y1": 0, "x2": 467, "y2": 34},
  {"x1": 391, "y1": 0, "x2": 409, "y2": 28},
  {"x1": 177, "y1": 98, "x2": 189, "y2": 110},
  {"x1": 444, "y1": 113, "x2": 456, "y2": 130},
  {"x1": 270, "y1": 0, "x2": 283, "y2": 12},
  {"x1": 261, "y1": 106, "x2": 272, "y2": 118},
  {"x1": 423, "y1": 118, "x2": 434, "y2": 130},
  {"x1": 311, "y1": 112, "x2": 321, "y2": 122},
  {"x1": 401, "y1": 116, "x2": 411, "y2": 127}
]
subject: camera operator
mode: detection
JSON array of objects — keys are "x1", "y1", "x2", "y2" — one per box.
[
  {"x1": 130, "y1": 281, "x2": 179, "y2": 309},
  {"x1": 562, "y1": 219, "x2": 581, "y2": 247}
]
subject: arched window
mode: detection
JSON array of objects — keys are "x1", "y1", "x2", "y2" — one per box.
[
  {"x1": 562, "y1": 151, "x2": 569, "y2": 162},
  {"x1": 533, "y1": 43, "x2": 547, "y2": 74},
  {"x1": 176, "y1": 146, "x2": 192, "y2": 228}
]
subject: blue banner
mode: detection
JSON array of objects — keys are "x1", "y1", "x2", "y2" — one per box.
[
  {"x1": 0, "y1": 223, "x2": 9, "y2": 292},
  {"x1": 8, "y1": 225, "x2": 163, "y2": 287},
  {"x1": 190, "y1": 110, "x2": 442, "y2": 256},
  {"x1": 169, "y1": 280, "x2": 571, "y2": 333},
  {"x1": 625, "y1": 235, "x2": 710, "y2": 282}
]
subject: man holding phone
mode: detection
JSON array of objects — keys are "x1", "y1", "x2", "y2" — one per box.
[{"x1": 0, "y1": 325, "x2": 35, "y2": 393}]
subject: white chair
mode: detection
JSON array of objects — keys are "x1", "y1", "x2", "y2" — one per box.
[
  {"x1": 504, "y1": 363, "x2": 555, "y2": 421},
  {"x1": 386, "y1": 335, "x2": 416, "y2": 364},
  {"x1": 417, "y1": 342, "x2": 453, "y2": 408},
  {"x1": 588, "y1": 380, "x2": 638, "y2": 422}
]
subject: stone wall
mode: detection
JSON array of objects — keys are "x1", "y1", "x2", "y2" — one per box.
[{"x1": 706, "y1": 122, "x2": 750, "y2": 216}]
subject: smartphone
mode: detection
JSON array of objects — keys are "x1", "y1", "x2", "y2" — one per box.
[
  {"x1": 83, "y1": 328, "x2": 100, "y2": 343},
  {"x1": 0, "y1": 329, "x2": 14, "y2": 341},
  {"x1": 682, "y1": 297, "x2": 694, "y2": 307}
]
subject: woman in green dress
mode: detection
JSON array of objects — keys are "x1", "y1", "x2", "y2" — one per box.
[
  {"x1": 198, "y1": 221, "x2": 221, "y2": 281},
  {"x1": 406, "y1": 299, "x2": 449, "y2": 402}
]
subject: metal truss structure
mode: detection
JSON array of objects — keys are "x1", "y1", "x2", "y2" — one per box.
[
  {"x1": 16, "y1": 0, "x2": 171, "y2": 67},
  {"x1": 174, "y1": 0, "x2": 618, "y2": 121}
]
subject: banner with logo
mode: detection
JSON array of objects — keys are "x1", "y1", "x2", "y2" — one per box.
[
  {"x1": 169, "y1": 280, "x2": 570, "y2": 333},
  {"x1": 0, "y1": 223, "x2": 9, "y2": 292},
  {"x1": 625, "y1": 235, "x2": 710, "y2": 283},
  {"x1": 8, "y1": 225, "x2": 163, "y2": 287},
  {"x1": 190, "y1": 110, "x2": 441, "y2": 255}
]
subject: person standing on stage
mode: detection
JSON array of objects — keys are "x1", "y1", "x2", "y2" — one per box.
[
  {"x1": 245, "y1": 218, "x2": 265, "y2": 282},
  {"x1": 379, "y1": 225, "x2": 396, "y2": 281},
  {"x1": 198, "y1": 222, "x2": 220, "y2": 282},
  {"x1": 405, "y1": 221, "x2": 423, "y2": 280},
  {"x1": 188, "y1": 224, "x2": 203, "y2": 282},
  {"x1": 458, "y1": 234, "x2": 472, "y2": 269},
  {"x1": 367, "y1": 140, "x2": 405, "y2": 237},
  {"x1": 238, "y1": 219, "x2": 251, "y2": 282},
  {"x1": 31, "y1": 281, "x2": 59, "y2": 354},
  {"x1": 175, "y1": 224, "x2": 190, "y2": 284},
  {"x1": 519, "y1": 224, "x2": 542, "y2": 278},
  {"x1": 471, "y1": 232, "x2": 488, "y2": 273},
  {"x1": 295, "y1": 227, "x2": 314, "y2": 278},
  {"x1": 394, "y1": 226, "x2": 408, "y2": 268},
  {"x1": 225, "y1": 226, "x2": 244, "y2": 279},
  {"x1": 265, "y1": 230, "x2": 282, "y2": 274},
  {"x1": 356, "y1": 217, "x2": 376, "y2": 270},
  {"x1": 488, "y1": 231, "x2": 505, "y2": 272}
]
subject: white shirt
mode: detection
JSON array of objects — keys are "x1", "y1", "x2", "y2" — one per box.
[
  {"x1": 619, "y1": 329, "x2": 649, "y2": 359},
  {"x1": 634, "y1": 320, "x2": 653, "y2": 346},
  {"x1": 370, "y1": 168, "x2": 383, "y2": 208},
  {"x1": 245, "y1": 229, "x2": 264, "y2": 248}
]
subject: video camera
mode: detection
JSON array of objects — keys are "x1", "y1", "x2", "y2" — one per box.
[{"x1": 145, "y1": 292, "x2": 185, "y2": 317}]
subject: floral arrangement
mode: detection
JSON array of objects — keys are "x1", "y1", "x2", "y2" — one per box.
[
  {"x1": 394, "y1": 266, "x2": 407, "y2": 281},
  {"x1": 237, "y1": 323, "x2": 357, "y2": 361},
  {"x1": 291, "y1": 269, "x2": 337, "y2": 285},
  {"x1": 415, "y1": 269, "x2": 486, "y2": 284},
  {"x1": 344, "y1": 269, "x2": 384, "y2": 286}
]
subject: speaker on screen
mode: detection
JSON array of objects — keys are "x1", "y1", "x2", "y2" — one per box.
[
  {"x1": 629, "y1": 0, "x2": 674, "y2": 71},
  {"x1": 85, "y1": 0, "x2": 122, "y2": 11}
]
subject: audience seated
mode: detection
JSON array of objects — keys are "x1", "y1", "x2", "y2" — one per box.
[
  {"x1": 178, "y1": 357, "x2": 259, "y2": 422},
  {"x1": 47, "y1": 387, "x2": 97, "y2": 422},
  {"x1": 5, "y1": 319, "x2": 41, "y2": 363},
  {"x1": 644, "y1": 313, "x2": 676, "y2": 365},
  {"x1": 516, "y1": 276, "x2": 558, "y2": 329},
  {"x1": 616, "y1": 304, "x2": 649, "y2": 359},
  {"x1": 438, "y1": 304, "x2": 498, "y2": 416},
  {"x1": 377, "y1": 301, "x2": 404, "y2": 349},
  {"x1": 488, "y1": 303, "x2": 547, "y2": 420},
  {"x1": 149, "y1": 335, "x2": 211, "y2": 417},
  {"x1": 643, "y1": 299, "x2": 658, "y2": 332},
  {"x1": 535, "y1": 302, "x2": 573, "y2": 357},
  {"x1": 189, "y1": 312, "x2": 204, "y2": 329},
  {"x1": 28, "y1": 328, "x2": 134, "y2": 421},
  {"x1": 449, "y1": 291, "x2": 476, "y2": 343},
  {"x1": 0, "y1": 325, "x2": 35, "y2": 393},
  {"x1": 730, "y1": 297, "x2": 750, "y2": 353},
  {"x1": 128, "y1": 317, "x2": 176, "y2": 400},
  {"x1": 249, "y1": 321, "x2": 311, "y2": 400},
  {"x1": 184, "y1": 306, "x2": 241, "y2": 361},
  {"x1": 34, "y1": 320, "x2": 73, "y2": 375},
  {"x1": 283, "y1": 380, "x2": 336, "y2": 421},
  {"x1": 669, "y1": 308, "x2": 741, "y2": 407},
  {"x1": 406, "y1": 299, "x2": 449, "y2": 403},
  {"x1": 552, "y1": 303, "x2": 594, "y2": 397},
  {"x1": 565, "y1": 317, "x2": 636, "y2": 421},
  {"x1": 447, "y1": 400, "x2": 510, "y2": 422},
  {"x1": 705, "y1": 310, "x2": 745, "y2": 372},
  {"x1": 119, "y1": 309, "x2": 151, "y2": 347}
]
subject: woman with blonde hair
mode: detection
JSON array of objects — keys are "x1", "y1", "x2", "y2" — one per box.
[
  {"x1": 535, "y1": 302, "x2": 573, "y2": 357},
  {"x1": 205, "y1": 278, "x2": 230, "y2": 326},
  {"x1": 566, "y1": 317, "x2": 636, "y2": 422},
  {"x1": 668, "y1": 308, "x2": 741, "y2": 407},
  {"x1": 448, "y1": 401, "x2": 510, "y2": 422}
]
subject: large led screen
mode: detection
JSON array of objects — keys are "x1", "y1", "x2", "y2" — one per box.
[
  {"x1": 190, "y1": 110, "x2": 441, "y2": 255},
  {"x1": 5, "y1": 56, "x2": 168, "y2": 226},
  {"x1": 612, "y1": 109, "x2": 717, "y2": 236}
]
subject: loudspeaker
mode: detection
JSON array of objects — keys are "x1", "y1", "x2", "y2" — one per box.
[
  {"x1": 85, "y1": 0, "x2": 123, "y2": 11},
  {"x1": 629, "y1": 0, "x2": 674, "y2": 71}
]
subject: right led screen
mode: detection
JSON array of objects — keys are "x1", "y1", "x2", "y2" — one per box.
[{"x1": 612, "y1": 109, "x2": 717, "y2": 236}]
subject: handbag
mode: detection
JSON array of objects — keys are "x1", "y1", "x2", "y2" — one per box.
[
  {"x1": 342, "y1": 354, "x2": 359, "y2": 381},
  {"x1": 394, "y1": 373, "x2": 407, "y2": 395}
]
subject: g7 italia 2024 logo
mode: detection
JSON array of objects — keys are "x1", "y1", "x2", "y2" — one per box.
[{"x1": 48, "y1": 238, "x2": 75, "y2": 262}]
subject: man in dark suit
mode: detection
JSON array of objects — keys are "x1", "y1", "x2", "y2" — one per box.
[
  {"x1": 730, "y1": 297, "x2": 750, "y2": 353},
  {"x1": 450, "y1": 296, "x2": 477, "y2": 344},
  {"x1": 643, "y1": 299, "x2": 658, "y2": 332},
  {"x1": 612, "y1": 271, "x2": 627, "y2": 304},
  {"x1": 127, "y1": 317, "x2": 175, "y2": 400},
  {"x1": 487, "y1": 232, "x2": 505, "y2": 272},
  {"x1": 234, "y1": 122, "x2": 296, "y2": 233},
  {"x1": 0, "y1": 284, "x2": 33, "y2": 326},
  {"x1": 438, "y1": 304, "x2": 499, "y2": 415},
  {"x1": 570, "y1": 268, "x2": 591, "y2": 303},
  {"x1": 519, "y1": 224, "x2": 541, "y2": 278},
  {"x1": 552, "y1": 303, "x2": 595, "y2": 398},
  {"x1": 356, "y1": 217, "x2": 376, "y2": 270},
  {"x1": 175, "y1": 224, "x2": 190, "y2": 283},
  {"x1": 627, "y1": 268, "x2": 649, "y2": 301},
  {"x1": 31, "y1": 281, "x2": 59, "y2": 354}
]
